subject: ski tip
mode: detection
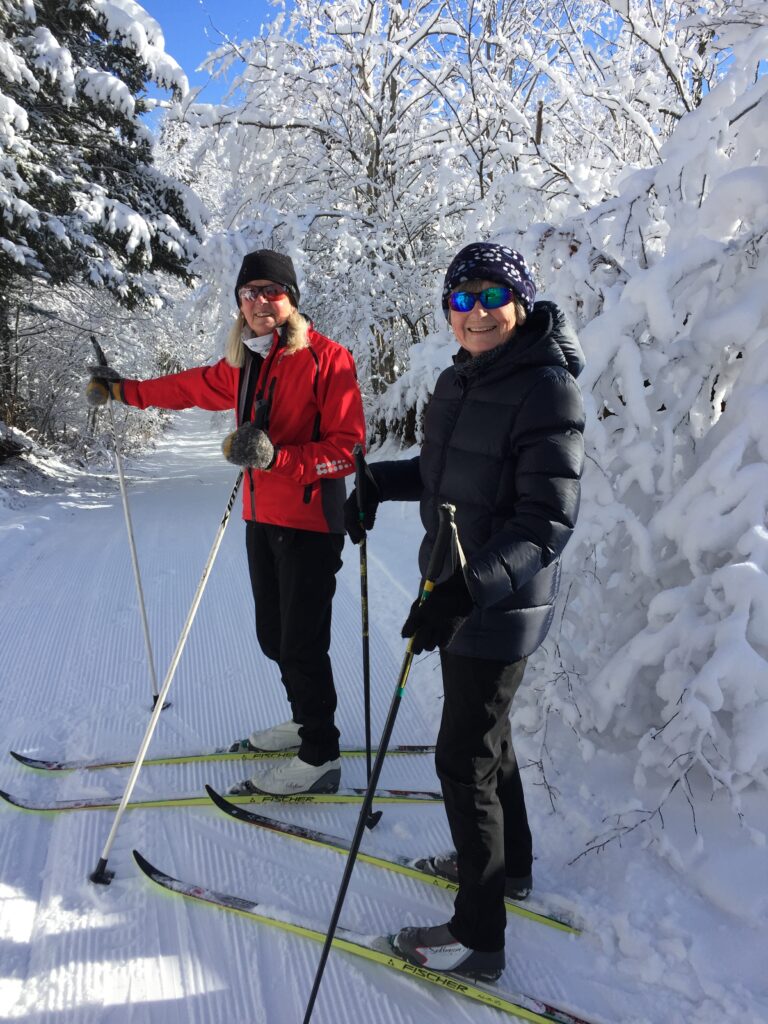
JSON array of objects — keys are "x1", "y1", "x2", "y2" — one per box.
[
  {"x1": 9, "y1": 750, "x2": 47, "y2": 771},
  {"x1": 205, "y1": 783, "x2": 238, "y2": 805},
  {"x1": 133, "y1": 852, "x2": 186, "y2": 896},
  {"x1": 132, "y1": 849, "x2": 155, "y2": 877},
  {"x1": 202, "y1": 786, "x2": 230, "y2": 811},
  {"x1": 10, "y1": 750, "x2": 72, "y2": 772}
]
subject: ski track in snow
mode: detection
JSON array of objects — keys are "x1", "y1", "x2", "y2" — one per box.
[{"x1": 1, "y1": 409, "x2": 766, "y2": 1023}]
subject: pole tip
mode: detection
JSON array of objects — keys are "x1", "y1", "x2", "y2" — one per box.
[
  {"x1": 90, "y1": 858, "x2": 115, "y2": 885},
  {"x1": 365, "y1": 810, "x2": 383, "y2": 831}
]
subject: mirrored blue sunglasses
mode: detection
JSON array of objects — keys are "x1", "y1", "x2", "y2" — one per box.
[{"x1": 448, "y1": 286, "x2": 515, "y2": 313}]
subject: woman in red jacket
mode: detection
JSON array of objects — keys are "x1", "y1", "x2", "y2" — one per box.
[{"x1": 87, "y1": 250, "x2": 366, "y2": 796}]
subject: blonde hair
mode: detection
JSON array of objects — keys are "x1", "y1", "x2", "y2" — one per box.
[
  {"x1": 225, "y1": 312, "x2": 248, "y2": 368},
  {"x1": 225, "y1": 307, "x2": 309, "y2": 368}
]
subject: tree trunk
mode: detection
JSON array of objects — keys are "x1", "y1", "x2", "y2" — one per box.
[
  {"x1": 369, "y1": 323, "x2": 397, "y2": 396},
  {"x1": 0, "y1": 295, "x2": 18, "y2": 426}
]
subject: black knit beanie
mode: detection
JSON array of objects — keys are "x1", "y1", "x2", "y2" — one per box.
[
  {"x1": 234, "y1": 250, "x2": 300, "y2": 308},
  {"x1": 441, "y1": 242, "x2": 536, "y2": 316}
]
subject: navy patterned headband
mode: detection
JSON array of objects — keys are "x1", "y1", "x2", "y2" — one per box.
[{"x1": 442, "y1": 243, "x2": 536, "y2": 315}]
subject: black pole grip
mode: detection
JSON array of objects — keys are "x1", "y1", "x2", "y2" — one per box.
[
  {"x1": 421, "y1": 502, "x2": 456, "y2": 594},
  {"x1": 90, "y1": 335, "x2": 108, "y2": 367}
]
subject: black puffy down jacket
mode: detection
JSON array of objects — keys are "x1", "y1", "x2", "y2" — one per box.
[{"x1": 373, "y1": 300, "x2": 585, "y2": 662}]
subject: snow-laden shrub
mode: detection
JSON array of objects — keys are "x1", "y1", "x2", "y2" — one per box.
[{"x1": 516, "y1": 18, "x2": 768, "y2": 809}]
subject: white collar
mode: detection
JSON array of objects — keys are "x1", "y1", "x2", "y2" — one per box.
[{"x1": 243, "y1": 333, "x2": 274, "y2": 356}]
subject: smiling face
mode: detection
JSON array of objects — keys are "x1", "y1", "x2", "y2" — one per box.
[
  {"x1": 239, "y1": 279, "x2": 294, "y2": 336},
  {"x1": 449, "y1": 278, "x2": 518, "y2": 356}
]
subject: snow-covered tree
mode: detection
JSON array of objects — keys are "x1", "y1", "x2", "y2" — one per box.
[
  {"x1": 177, "y1": 0, "x2": 485, "y2": 435},
  {"x1": 508, "y1": 5, "x2": 768, "y2": 832},
  {"x1": 0, "y1": 0, "x2": 205, "y2": 433}
]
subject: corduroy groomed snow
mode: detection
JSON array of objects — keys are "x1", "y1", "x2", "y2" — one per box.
[
  {"x1": 441, "y1": 243, "x2": 536, "y2": 315},
  {"x1": 235, "y1": 250, "x2": 300, "y2": 308}
]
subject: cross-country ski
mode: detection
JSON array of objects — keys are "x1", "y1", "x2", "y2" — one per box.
[
  {"x1": 205, "y1": 785, "x2": 580, "y2": 935},
  {"x1": 132, "y1": 851, "x2": 597, "y2": 1024},
  {"x1": 0, "y1": 786, "x2": 443, "y2": 814},
  {"x1": 9, "y1": 743, "x2": 435, "y2": 773}
]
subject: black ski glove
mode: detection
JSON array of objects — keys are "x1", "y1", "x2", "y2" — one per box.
[
  {"x1": 222, "y1": 422, "x2": 276, "y2": 469},
  {"x1": 401, "y1": 566, "x2": 474, "y2": 654},
  {"x1": 343, "y1": 463, "x2": 381, "y2": 544},
  {"x1": 85, "y1": 364, "x2": 123, "y2": 406}
]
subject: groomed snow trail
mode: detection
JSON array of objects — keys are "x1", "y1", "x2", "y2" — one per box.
[{"x1": 1, "y1": 410, "x2": 765, "y2": 1024}]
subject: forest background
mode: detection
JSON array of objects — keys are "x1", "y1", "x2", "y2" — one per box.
[{"x1": 1, "y1": 0, "x2": 767, "y2": 853}]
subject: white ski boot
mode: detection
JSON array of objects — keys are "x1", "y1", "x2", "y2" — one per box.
[
  {"x1": 393, "y1": 922, "x2": 504, "y2": 981},
  {"x1": 229, "y1": 718, "x2": 302, "y2": 754},
  {"x1": 229, "y1": 754, "x2": 341, "y2": 796}
]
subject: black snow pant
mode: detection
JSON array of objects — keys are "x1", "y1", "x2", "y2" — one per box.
[
  {"x1": 246, "y1": 522, "x2": 344, "y2": 766},
  {"x1": 436, "y1": 650, "x2": 532, "y2": 952}
]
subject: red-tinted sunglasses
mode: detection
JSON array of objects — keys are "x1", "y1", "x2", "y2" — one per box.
[{"x1": 238, "y1": 283, "x2": 287, "y2": 302}]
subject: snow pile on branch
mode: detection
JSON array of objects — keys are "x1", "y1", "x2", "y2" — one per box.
[{"x1": 92, "y1": 0, "x2": 187, "y2": 92}]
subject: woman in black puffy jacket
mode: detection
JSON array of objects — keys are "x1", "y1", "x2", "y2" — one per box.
[{"x1": 344, "y1": 242, "x2": 585, "y2": 982}]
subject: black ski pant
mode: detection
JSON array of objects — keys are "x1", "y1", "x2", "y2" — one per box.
[
  {"x1": 246, "y1": 522, "x2": 344, "y2": 766},
  {"x1": 436, "y1": 650, "x2": 532, "y2": 952}
]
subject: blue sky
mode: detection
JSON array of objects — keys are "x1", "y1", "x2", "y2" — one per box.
[{"x1": 140, "y1": 0, "x2": 275, "y2": 102}]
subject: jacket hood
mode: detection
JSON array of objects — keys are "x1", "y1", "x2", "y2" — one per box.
[
  {"x1": 529, "y1": 300, "x2": 585, "y2": 377},
  {"x1": 454, "y1": 299, "x2": 585, "y2": 382}
]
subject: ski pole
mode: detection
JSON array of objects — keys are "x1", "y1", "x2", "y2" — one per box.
[
  {"x1": 91, "y1": 336, "x2": 162, "y2": 710},
  {"x1": 352, "y1": 444, "x2": 382, "y2": 831},
  {"x1": 302, "y1": 503, "x2": 457, "y2": 1024},
  {"x1": 89, "y1": 471, "x2": 243, "y2": 885}
]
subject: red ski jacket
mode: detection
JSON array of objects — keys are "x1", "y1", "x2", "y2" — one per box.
[{"x1": 120, "y1": 326, "x2": 365, "y2": 533}]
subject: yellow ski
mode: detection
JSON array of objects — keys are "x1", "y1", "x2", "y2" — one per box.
[
  {"x1": 133, "y1": 851, "x2": 598, "y2": 1024},
  {"x1": 0, "y1": 786, "x2": 442, "y2": 814}
]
